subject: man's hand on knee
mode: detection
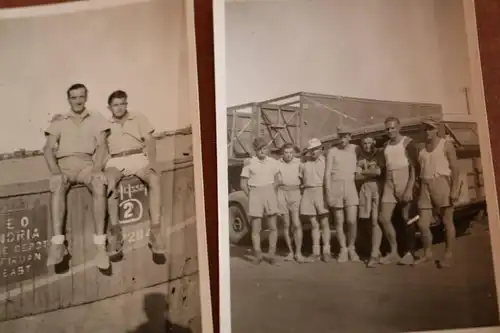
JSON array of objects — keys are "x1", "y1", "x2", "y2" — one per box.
[{"x1": 49, "y1": 173, "x2": 69, "y2": 192}]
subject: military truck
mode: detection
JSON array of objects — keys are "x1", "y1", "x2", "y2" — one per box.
[{"x1": 227, "y1": 92, "x2": 486, "y2": 244}]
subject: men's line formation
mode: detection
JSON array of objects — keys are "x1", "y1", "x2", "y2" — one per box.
[
  {"x1": 43, "y1": 83, "x2": 166, "y2": 271},
  {"x1": 240, "y1": 116, "x2": 460, "y2": 268}
]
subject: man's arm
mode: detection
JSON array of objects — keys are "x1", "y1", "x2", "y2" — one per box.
[
  {"x1": 93, "y1": 130, "x2": 110, "y2": 171},
  {"x1": 444, "y1": 141, "x2": 460, "y2": 202},
  {"x1": 240, "y1": 159, "x2": 251, "y2": 196},
  {"x1": 43, "y1": 134, "x2": 61, "y2": 175},
  {"x1": 404, "y1": 139, "x2": 418, "y2": 197},
  {"x1": 324, "y1": 148, "x2": 333, "y2": 193},
  {"x1": 145, "y1": 133, "x2": 157, "y2": 166}
]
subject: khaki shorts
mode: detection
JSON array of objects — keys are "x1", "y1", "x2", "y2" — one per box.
[
  {"x1": 418, "y1": 176, "x2": 451, "y2": 209},
  {"x1": 359, "y1": 181, "x2": 381, "y2": 219},
  {"x1": 248, "y1": 185, "x2": 280, "y2": 218},
  {"x1": 106, "y1": 153, "x2": 154, "y2": 179},
  {"x1": 382, "y1": 167, "x2": 410, "y2": 204},
  {"x1": 57, "y1": 155, "x2": 95, "y2": 185},
  {"x1": 277, "y1": 187, "x2": 301, "y2": 214},
  {"x1": 300, "y1": 186, "x2": 329, "y2": 216},
  {"x1": 327, "y1": 179, "x2": 359, "y2": 209}
]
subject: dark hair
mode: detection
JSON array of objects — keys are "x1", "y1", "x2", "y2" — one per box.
[
  {"x1": 281, "y1": 142, "x2": 296, "y2": 153},
  {"x1": 67, "y1": 83, "x2": 87, "y2": 98},
  {"x1": 108, "y1": 90, "x2": 128, "y2": 105},
  {"x1": 384, "y1": 116, "x2": 400, "y2": 125}
]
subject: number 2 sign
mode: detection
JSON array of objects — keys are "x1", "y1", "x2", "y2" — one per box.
[{"x1": 118, "y1": 178, "x2": 150, "y2": 225}]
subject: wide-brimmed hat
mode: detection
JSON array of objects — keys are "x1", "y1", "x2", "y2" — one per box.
[
  {"x1": 422, "y1": 119, "x2": 440, "y2": 129},
  {"x1": 307, "y1": 138, "x2": 322, "y2": 150},
  {"x1": 252, "y1": 137, "x2": 268, "y2": 151},
  {"x1": 337, "y1": 126, "x2": 351, "y2": 135}
]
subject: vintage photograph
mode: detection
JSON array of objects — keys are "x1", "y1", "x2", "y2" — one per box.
[
  {"x1": 222, "y1": 0, "x2": 500, "y2": 332},
  {"x1": 0, "y1": 0, "x2": 211, "y2": 332}
]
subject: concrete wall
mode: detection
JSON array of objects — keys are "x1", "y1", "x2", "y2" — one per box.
[
  {"x1": 0, "y1": 0, "x2": 191, "y2": 153},
  {"x1": 225, "y1": 0, "x2": 471, "y2": 115}
]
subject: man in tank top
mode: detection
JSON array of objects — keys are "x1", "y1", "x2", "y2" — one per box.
[
  {"x1": 325, "y1": 127, "x2": 360, "y2": 263},
  {"x1": 415, "y1": 119, "x2": 460, "y2": 268},
  {"x1": 378, "y1": 116, "x2": 419, "y2": 266}
]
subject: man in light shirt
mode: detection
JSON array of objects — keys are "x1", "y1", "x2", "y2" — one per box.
[
  {"x1": 325, "y1": 127, "x2": 360, "y2": 263},
  {"x1": 300, "y1": 138, "x2": 331, "y2": 262},
  {"x1": 240, "y1": 137, "x2": 280, "y2": 265},
  {"x1": 277, "y1": 143, "x2": 305, "y2": 263},
  {"x1": 415, "y1": 119, "x2": 460, "y2": 268}
]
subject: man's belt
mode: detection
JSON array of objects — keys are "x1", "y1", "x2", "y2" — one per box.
[
  {"x1": 278, "y1": 185, "x2": 301, "y2": 191},
  {"x1": 111, "y1": 148, "x2": 144, "y2": 158}
]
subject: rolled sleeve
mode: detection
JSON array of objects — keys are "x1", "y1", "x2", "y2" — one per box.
[
  {"x1": 138, "y1": 114, "x2": 155, "y2": 139},
  {"x1": 44, "y1": 120, "x2": 61, "y2": 139},
  {"x1": 240, "y1": 160, "x2": 251, "y2": 178}
]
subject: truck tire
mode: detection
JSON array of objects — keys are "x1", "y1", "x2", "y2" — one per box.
[{"x1": 229, "y1": 203, "x2": 249, "y2": 244}]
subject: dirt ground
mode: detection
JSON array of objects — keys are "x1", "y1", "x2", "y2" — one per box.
[{"x1": 230, "y1": 221, "x2": 500, "y2": 333}]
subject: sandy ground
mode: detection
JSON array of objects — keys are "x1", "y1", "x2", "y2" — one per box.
[
  {"x1": 230, "y1": 221, "x2": 500, "y2": 333},
  {"x1": 0, "y1": 280, "x2": 202, "y2": 333}
]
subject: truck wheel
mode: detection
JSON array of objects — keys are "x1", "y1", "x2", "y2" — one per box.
[{"x1": 229, "y1": 203, "x2": 249, "y2": 244}]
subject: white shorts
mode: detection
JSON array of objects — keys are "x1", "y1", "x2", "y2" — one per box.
[{"x1": 106, "y1": 154, "x2": 150, "y2": 177}]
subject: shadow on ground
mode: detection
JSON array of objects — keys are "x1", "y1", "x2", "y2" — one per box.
[{"x1": 126, "y1": 293, "x2": 192, "y2": 333}]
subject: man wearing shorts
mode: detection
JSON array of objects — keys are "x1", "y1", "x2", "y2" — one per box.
[
  {"x1": 301, "y1": 138, "x2": 331, "y2": 262},
  {"x1": 355, "y1": 136, "x2": 384, "y2": 268},
  {"x1": 277, "y1": 143, "x2": 305, "y2": 262},
  {"x1": 240, "y1": 137, "x2": 280, "y2": 265},
  {"x1": 104, "y1": 90, "x2": 166, "y2": 257},
  {"x1": 378, "y1": 116, "x2": 419, "y2": 265},
  {"x1": 325, "y1": 127, "x2": 360, "y2": 263},
  {"x1": 43, "y1": 83, "x2": 110, "y2": 269},
  {"x1": 415, "y1": 119, "x2": 460, "y2": 268}
]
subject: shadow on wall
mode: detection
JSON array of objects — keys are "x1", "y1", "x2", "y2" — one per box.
[{"x1": 126, "y1": 293, "x2": 193, "y2": 333}]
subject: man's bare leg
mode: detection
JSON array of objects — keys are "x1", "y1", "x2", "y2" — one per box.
[
  {"x1": 367, "y1": 203, "x2": 383, "y2": 267},
  {"x1": 105, "y1": 168, "x2": 124, "y2": 256},
  {"x1": 334, "y1": 208, "x2": 348, "y2": 263},
  {"x1": 144, "y1": 172, "x2": 166, "y2": 253},
  {"x1": 251, "y1": 217, "x2": 263, "y2": 264},
  {"x1": 415, "y1": 209, "x2": 433, "y2": 265},
  {"x1": 439, "y1": 207, "x2": 455, "y2": 268},
  {"x1": 267, "y1": 215, "x2": 278, "y2": 264},
  {"x1": 320, "y1": 215, "x2": 332, "y2": 262},
  {"x1": 291, "y1": 210, "x2": 305, "y2": 262},
  {"x1": 399, "y1": 203, "x2": 416, "y2": 265},
  {"x1": 378, "y1": 203, "x2": 400, "y2": 264},
  {"x1": 89, "y1": 173, "x2": 110, "y2": 270},
  {"x1": 47, "y1": 174, "x2": 70, "y2": 266},
  {"x1": 309, "y1": 216, "x2": 321, "y2": 261},
  {"x1": 282, "y1": 212, "x2": 295, "y2": 261},
  {"x1": 345, "y1": 205, "x2": 360, "y2": 262}
]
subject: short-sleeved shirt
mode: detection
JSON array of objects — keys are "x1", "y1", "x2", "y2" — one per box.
[
  {"x1": 357, "y1": 148, "x2": 383, "y2": 182},
  {"x1": 107, "y1": 112, "x2": 155, "y2": 155},
  {"x1": 278, "y1": 157, "x2": 302, "y2": 186},
  {"x1": 301, "y1": 156, "x2": 325, "y2": 187},
  {"x1": 44, "y1": 110, "x2": 110, "y2": 159},
  {"x1": 240, "y1": 156, "x2": 279, "y2": 187}
]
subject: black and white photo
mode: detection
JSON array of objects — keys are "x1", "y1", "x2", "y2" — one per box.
[
  {"x1": 218, "y1": 1, "x2": 500, "y2": 332},
  {"x1": 0, "y1": 1, "x2": 212, "y2": 332}
]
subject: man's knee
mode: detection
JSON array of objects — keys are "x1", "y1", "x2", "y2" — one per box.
[
  {"x1": 90, "y1": 172, "x2": 106, "y2": 195},
  {"x1": 49, "y1": 174, "x2": 68, "y2": 193},
  {"x1": 146, "y1": 171, "x2": 161, "y2": 188}
]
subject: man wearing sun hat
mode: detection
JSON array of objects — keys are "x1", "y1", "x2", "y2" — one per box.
[
  {"x1": 299, "y1": 137, "x2": 331, "y2": 262},
  {"x1": 325, "y1": 126, "x2": 361, "y2": 263},
  {"x1": 415, "y1": 118, "x2": 460, "y2": 268},
  {"x1": 240, "y1": 137, "x2": 281, "y2": 265}
]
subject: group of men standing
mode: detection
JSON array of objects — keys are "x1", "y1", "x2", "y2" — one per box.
[
  {"x1": 43, "y1": 83, "x2": 166, "y2": 271},
  {"x1": 240, "y1": 116, "x2": 461, "y2": 268}
]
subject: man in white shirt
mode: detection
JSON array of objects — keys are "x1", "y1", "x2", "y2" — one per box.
[{"x1": 240, "y1": 137, "x2": 280, "y2": 265}]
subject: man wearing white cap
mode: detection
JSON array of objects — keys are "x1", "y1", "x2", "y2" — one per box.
[
  {"x1": 325, "y1": 127, "x2": 360, "y2": 263},
  {"x1": 415, "y1": 119, "x2": 460, "y2": 268},
  {"x1": 300, "y1": 138, "x2": 331, "y2": 262},
  {"x1": 240, "y1": 137, "x2": 281, "y2": 265}
]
